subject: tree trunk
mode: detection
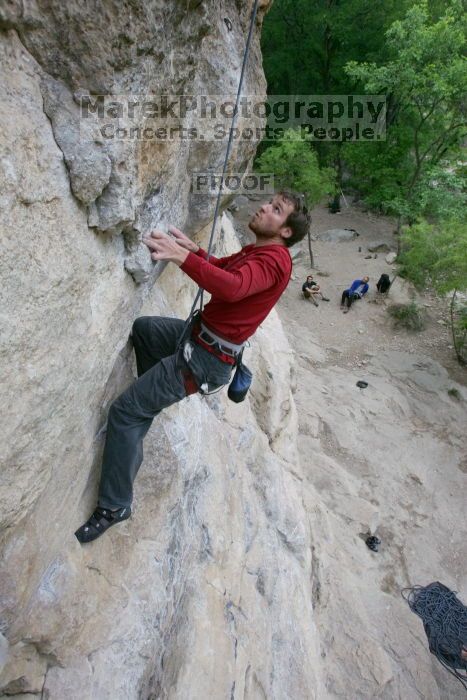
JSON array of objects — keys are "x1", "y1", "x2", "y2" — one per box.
[
  {"x1": 332, "y1": 145, "x2": 344, "y2": 212},
  {"x1": 396, "y1": 215, "x2": 404, "y2": 255},
  {"x1": 307, "y1": 229, "x2": 314, "y2": 268},
  {"x1": 449, "y1": 289, "x2": 465, "y2": 365}
]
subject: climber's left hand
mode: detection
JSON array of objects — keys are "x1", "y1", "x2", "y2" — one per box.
[{"x1": 142, "y1": 230, "x2": 189, "y2": 266}]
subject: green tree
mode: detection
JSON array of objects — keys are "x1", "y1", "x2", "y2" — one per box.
[
  {"x1": 255, "y1": 129, "x2": 335, "y2": 205},
  {"x1": 399, "y1": 217, "x2": 467, "y2": 362},
  {"x1": 255, "y1": 129, "x2": 335, "y2": 267},
  {"x1": 260, "y1": 0, "x2": 413, "y2": 207},
  {"x1": 262, "y1": 0, "x2": 411, "y2": 95},
  {"x1": 343, "y1": 1, "x2": 467, "y2": 230}
]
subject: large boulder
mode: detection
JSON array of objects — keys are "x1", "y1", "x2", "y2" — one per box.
[
  {"x1": 368, "y1": 240, "x2": 390, "y2": 252},
  {"x1": 387, "y1": 276, "x2": 418, "y2": 305},
  {"x1": 318, "y1": 228, "x2": 358, "y2": 242}
]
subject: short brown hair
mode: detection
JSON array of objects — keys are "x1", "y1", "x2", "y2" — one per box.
[{"x1": 278, "y1": 191, "x2": 311, "y2": 247}]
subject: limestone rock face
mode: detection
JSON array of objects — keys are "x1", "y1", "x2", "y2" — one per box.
[
  {"x1": 0, "y1": 2, "x2": 323, "y2": 697},
  {"x1": 1, "y1": 0, "x2": 269, "y2": 269},
  {"x1": 3, "y1": 2, "x2": 465, "y2": 699},
  {"x1": 0, "y1": 196, "x2": 324, "y2": 697}
]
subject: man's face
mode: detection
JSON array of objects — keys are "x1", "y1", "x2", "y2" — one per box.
[
  {"x1": 363, "y1": 275, "x2": 369, "y2": 283},
  {"x1": 307, "y1": 276, "x2": 313, "y2": 282},
  {"x1": 249, "y1": 194, "x2": 295, "y2": 240}
]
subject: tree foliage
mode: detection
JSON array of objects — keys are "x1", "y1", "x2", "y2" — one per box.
[
  {"x1": 399, "y1": 218, "x2": 467, "y2": 295},
  {"x1": 261, "y1": 0, "x2": 467, "y2": 362},
  {"x1": 343, "y1": 1, "x2": 467, "y2": 222},
  {"x1": 262, "y1": 0, "x2": 411, "y2": 94},
  {"x1": 399, "y1": 217, "x2": 467, "y2": 362},
  {"x1": 261, "y1": 0, "x2": 413, "y2": 193},
  {"x1": 255, "y1": 129, "x2": 335, "y2": 206}
]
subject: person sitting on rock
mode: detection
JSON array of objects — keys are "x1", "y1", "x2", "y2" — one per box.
[
  {"x1": 341, "y1": 276, "x2": 369, "y2": 313},
  {"x1": 302, "y1": 275, "x2": 330, "y2": 306},
  {"x1": 75, "y1": 192, "x2": 310, "y2": 544}
]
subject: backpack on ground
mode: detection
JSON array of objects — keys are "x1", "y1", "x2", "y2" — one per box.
[{"x1": 377, "y1": 273, "x2": 391, "y2": 294}]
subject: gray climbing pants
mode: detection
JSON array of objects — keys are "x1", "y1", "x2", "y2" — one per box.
[{"x1": 98, "y1": 316, "x2": 233, "y2": 509}]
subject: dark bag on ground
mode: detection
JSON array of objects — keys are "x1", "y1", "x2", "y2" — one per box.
[
  {"x1": 377, "y1": 273, "x2": 391, "y2": 293},
  {"x1": 228, "y1": 352, "x2": 253, "y2": 403}
]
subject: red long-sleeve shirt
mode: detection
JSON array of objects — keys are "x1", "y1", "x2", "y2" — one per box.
[{"x1": 180, "y1": 243, "x2": 292, "y2": 343}]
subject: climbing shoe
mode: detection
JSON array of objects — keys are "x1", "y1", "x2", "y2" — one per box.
[{"x1": 75, "y1": 506, "x2": 131, "y2": 544}]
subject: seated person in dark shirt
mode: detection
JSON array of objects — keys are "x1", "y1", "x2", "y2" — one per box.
[{"x1": 302, "y1": 275, "x2": 329, "y2": 306}]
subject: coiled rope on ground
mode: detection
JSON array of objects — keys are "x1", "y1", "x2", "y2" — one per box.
[{"x1": 402, "y1": 581, "x2": 467, "y2": 690}]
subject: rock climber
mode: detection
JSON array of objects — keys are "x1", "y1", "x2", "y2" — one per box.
[
  {"x1": 301, "y1": 275, "x2": 330, "y2": 306},
  {"x1": 75, "y1": 191, "x2": 310, "y2": 543},
  {"x1": 340, "y1": 275, "x2": 369, "y2": 313}
]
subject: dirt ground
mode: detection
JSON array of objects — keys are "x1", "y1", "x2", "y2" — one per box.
[
  {"x1": 230, "y1": 197, "x2": 467, "y2": 698},
  {"x1": 232, "y1": 198, "x2": 466, "y2": 387}
]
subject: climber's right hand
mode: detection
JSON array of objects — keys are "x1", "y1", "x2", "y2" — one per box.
[{"x1": 168, "y1": 226, "x2": 199, "y2": 254}]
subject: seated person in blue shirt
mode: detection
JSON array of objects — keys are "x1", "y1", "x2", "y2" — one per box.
[{"x1": 341, "y1": 276, "x2": 369, "y2": 313}]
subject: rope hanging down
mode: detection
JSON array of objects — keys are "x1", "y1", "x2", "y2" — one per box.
[
  {"x1": 186, "y1": 0, "x2": 260, "y2": 321},
  {"x1": 402, "y1": 582, "x2": 467, "y2": 690}
]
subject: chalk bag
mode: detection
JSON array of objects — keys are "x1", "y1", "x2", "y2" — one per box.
[{"x1": 228, "y1": 359, "x2": 253, "y2": 403}]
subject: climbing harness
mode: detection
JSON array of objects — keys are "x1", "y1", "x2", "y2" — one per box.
[
  {"x1": 402, "y1": 581, "x2": 467, "y2": 690},
  {"x1": 191, "y1": 316, "x2": 241, "y2": 366},
  {"x1": 186, "y1": 312, "x2": 252, "y2": 400}
]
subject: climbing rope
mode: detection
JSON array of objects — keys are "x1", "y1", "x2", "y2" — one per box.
[
  {"x1": 180, "y1": 0, "x2": 260, "y2": 338},
  {"x1": 402, "y1": 581, "x2": 467, "y2": 690}
]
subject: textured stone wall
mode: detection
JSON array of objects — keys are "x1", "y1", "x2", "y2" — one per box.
[
  {"x1": 2, "y1": 3, "x2": 467, "y2": 695},
  {"x1": 0, "y1": 2, "x2": 327, "y2": 697}
]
